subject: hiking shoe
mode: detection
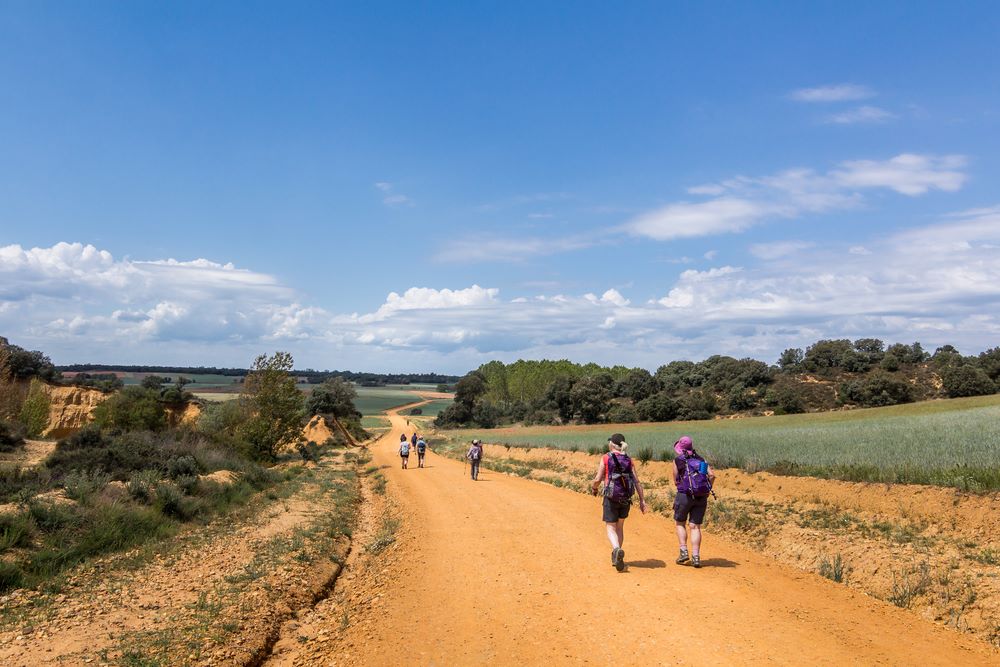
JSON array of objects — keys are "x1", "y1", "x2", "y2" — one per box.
[
  {"x1": 676, "y1": 550, "x2": 690, "y2": 565},
  {"x1": 692, "y1": 555, "x2": 701, "y2": 569},
  {"x1": 611, "y1": 548, "x2": 618, "y2": 566},
  {"x1": 614, "y1": 548, "x2": 626, "y2": 572}
]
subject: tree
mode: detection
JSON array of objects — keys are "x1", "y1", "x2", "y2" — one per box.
[
  {"x1": 454, "y1": 372, "x2": 487, "y2": 410},
  {"x1": 570, "y1": 375, "x2": 612, "y2": 424},
  {"x1": 306, "y1": 377, "x2": 360, "y2": 419},
  {"x1": 544, "y1": 375, "x2": 576, "y2": 422},
  {"x1": 941, "y1": 365, "x2": 996, "y2": 398},
  {"x1": 636, "y1": 391, "x2": 679, "y2": 422},
  {"x1": 614, "y1": 368, "x2": 659, "y2": 403},
  {"x1": 978, "y1": 347, "x2": 1000, "y2": 383},
  {"x1": 802, "y1": 339, "x2": 854, "y2": 373},
  {"x1": 92, "y1": 386, "x2": 167, "y2": 433},
  {"x1": 141, "y1": 375, "x2": 168, "y2": 390},
  {"x1": 238, "y1": 352, "x2": 305, "y2": 461},
  {"x1": 777, "y1": 348, "x2": 804, "y2": 371},
  {"x1": 19, "y1": 378, "x2": 50, "y2": 437}
]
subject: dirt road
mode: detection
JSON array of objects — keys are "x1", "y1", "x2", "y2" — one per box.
[{"x1": 289, "y1": 410, "x2": 998, "y2": 665}]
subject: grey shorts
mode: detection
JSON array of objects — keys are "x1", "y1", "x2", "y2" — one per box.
[
  {"x1": 603, "y1": 497, "x2": 631, "y2": 522},
  {"x1": 674, "y1": 493, "x2": 708, "y2": 524}
]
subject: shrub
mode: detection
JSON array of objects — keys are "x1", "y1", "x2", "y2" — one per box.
[
  {"x1": 92, "y1": 386, "x2": 167, "y2": 433},
  {"x1": 48, "y1": 430, "x2": 166, "y2": 481},
  {"x1": 409, "y1": 407, "x2": 423, "y2": 416},
  {"x1": 63, "y1": 469, "x2": 112, "y2": 504},
  {"x1": 587, "y1": 445, "x2": 603, "y2": 456},
  {"x1": 175, "y1": 474, "x2": 200, "y2": 495},
  {"x1": 636, "y1": 392, "x2": 679, "y2": 422},
  {"x1": 941, "y1": 365, "x2": 996, "y2": 398},
  {"x1": 0, "y1": 420, "x2": 26, "y2": 453},
  {"x1": 127, "y1": 470, "x2": 159, "y2": 503},
  {"x1": 0, "y1": 511, "x2": 34, "y2": 553},
  {"x1": 819, "y1": 554, "x2": 847, "y2": 583},
  {"x1": 27, "y1": 500, "x2": 79, "y2": 533},
  {"x1": 296, "y1": 440, "x2": 320, "y2": 462},
  {"x1": 636, "y1": 447, "x2": 654, "y2": 465},
  {"x1": 606, "y1": 403, "x2": 640, "y2": 423},
  {"x1": 155, "y1": 483, "x2": 186, "y2": 518},
  {"x1": 167, "y1": 455, "x2": 200, "y2": 479},
  {"x1": 19, "y1": 378, "x2": 50, "y2": 437}
]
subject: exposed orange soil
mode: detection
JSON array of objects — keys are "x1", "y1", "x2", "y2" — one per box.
[{"x1": 272, "y1": 409, "x2": 998, "y2": 666}]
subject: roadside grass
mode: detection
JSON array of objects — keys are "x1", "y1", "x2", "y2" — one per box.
[
  {"x1": 446, "y1": 395, "x2": 1000, "y2": 490},
  {"x1": 107, "y1": 458, "x2": 360, "y2": 665}
]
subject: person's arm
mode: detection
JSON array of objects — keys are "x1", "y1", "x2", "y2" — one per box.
[
  {"x1": 632, "y1": 473, "x2": 647, "y2": 513},
  {"x1": 590, "y1": 457, "x2": 606, "y2": 495},
  {"x1": 672, "y1": 460, "x2": 681, "y2": 488}
]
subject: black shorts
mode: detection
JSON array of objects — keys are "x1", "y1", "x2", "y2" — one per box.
[
  {"x1": 673, "y1": 493, "x2": 708, "y2": 524},
  {"x1": 602, "y1": 497, "x2": 631, "y2": 522}
]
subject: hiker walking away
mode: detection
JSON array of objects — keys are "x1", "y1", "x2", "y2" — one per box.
[
  {"x1": 411, "y1": 432, "x2": 418, "y2": 449},
  {"x1": 590, "y1": 433, "x2": 646, "y2": 572},
  {"x1": 672, "y1": 435, "x2": 715, "y2": 568},
  {"x1": 398, "y1": 433, "x2": 411, "y2": 469},
  {"x1": 466, "y1": 439, "x2": 483, "y2": 480},
  {"x1": 416, "y1": 436, "x2": 427, "y2": 468}
]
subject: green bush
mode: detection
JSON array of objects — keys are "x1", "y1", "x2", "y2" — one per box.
[
  {"x1": 28, "y1": 500, "x2": 80, "y2": 533},
  {"x1": 636, "y1": 447, "x2": 654, "y2": 465},
  {"x1": 154, "y1": 483, "x2": 186, "y2": 518},
  {"x1": 167, "y1": 455, "x2": 200, "y2": 479},
  {"x1": 126, "y1": 470, "x2": 159, "y2": 503},
  {"x1": 62, "y1": 469, "x2": 111, "y2": 504},
  {"x1": 19, "y1": 378, "x2": 50, "y2": 438},
  {"x1": 0, "y1": 511, "x2": 34, "y2": 553},
  {"x1": 92, "y1": 386, "x2": 167, "y2": 433}
]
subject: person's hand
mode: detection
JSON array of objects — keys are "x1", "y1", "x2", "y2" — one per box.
[{"x1": 639, "y1": 500, "x2": 648, "y2": 514}]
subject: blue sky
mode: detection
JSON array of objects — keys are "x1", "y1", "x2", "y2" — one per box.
[{"x1": 2, "y1": 2, "x2": 1000, "y2": 373}]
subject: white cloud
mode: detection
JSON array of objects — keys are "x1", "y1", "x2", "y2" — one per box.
[
  {"x1": 434, "y1": 233, "x2": 599, "y2": 263},
  {"x1": 825, "y1": 105, "x2": 897, "y2": 124},
  {"x1": 789, "y1": 84, "x2": 875, "y2": 102},
  {"x1": 627, "y1": 198, "x2": 781, "y2": 241},
  {"x1": 5, "y1": 209, "x2": 1000, "y2": 372},
  {"x1": 373, "y1": 181, "x2": 414, "y2": 208},
  {"x1": 625, "y1": 153, "x2": 967, "y2": 241},
  {"x1": 832, "y1": 154, "x2": 966, "y2": 195},
  {"x1": 749, "y1": 241, "x2": 815, "y2": 260}
]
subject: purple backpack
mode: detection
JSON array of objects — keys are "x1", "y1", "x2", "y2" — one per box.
[
  {"x1": 603, "y1": 453, "x2": 635, "y2": 503},
  {"x1": 677, "y1": 455, "x2": 712, "y2": 497}
]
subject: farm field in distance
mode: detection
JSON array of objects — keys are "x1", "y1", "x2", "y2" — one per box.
[{"x1": 450, "y1": 394, "x2": 1000, "y2": 490}]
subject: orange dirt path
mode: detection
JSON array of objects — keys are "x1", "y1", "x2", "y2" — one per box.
[{"x1": 325, "y1": 411, "x2": 998, "y2": 665}]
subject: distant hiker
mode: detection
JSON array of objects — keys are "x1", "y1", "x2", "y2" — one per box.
[
  {"x1": 398, "y1": 433, "x2": 410, "y2": 469},
  {"x1": 590, "y1": 433, "x2": 646, "y2": 572},
  {"x1": 416, "y1": 437, "x2": 427, "y2": 468},
  {"x1": 672, "y1": 435, "x2": 715, "y2": 568},
  {"x1": 411, "y1": 432, "x2": 418, "y2": 448},
  {"x1": 466, "y1": 439, "x2": 483, "y2": 480}
]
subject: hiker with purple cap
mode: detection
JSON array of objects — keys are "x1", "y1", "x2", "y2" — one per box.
[
  {"x1": 590, "y1": 433, "x2": 647, "y2": 572},
  {"x1": 672, "y1": 435, "x2": 715, "y2": 568}
]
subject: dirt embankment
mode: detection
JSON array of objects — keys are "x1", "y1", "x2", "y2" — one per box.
[
  {"x1": 165, "y1": 401, "x2": 202, "y2": 428},
  {"x1": 467, "y1": 443, "x2": 1000, "y2": 646},
  {"x1": 0, "y1": 450, "x2": 362, "y2": 666},
  {"x1": 39, "y1": 384, "x2": 108, "y2": 439}
]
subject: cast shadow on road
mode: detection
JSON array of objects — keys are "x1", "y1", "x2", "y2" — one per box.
[
  {"x1": 698, "y1": 558, "x2": 738, "y2": 568},
  {"x1": 627, "y1": 559, "x2": 666, "y2": 569}
]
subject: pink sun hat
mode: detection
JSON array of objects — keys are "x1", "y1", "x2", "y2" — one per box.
[{"x1": 674, "y1": 435, "x2": 694, "y2": 456}]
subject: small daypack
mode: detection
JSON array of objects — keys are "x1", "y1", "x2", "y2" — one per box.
[
  {"x1": 603, "y1": 453, "x2": 635, "y2": 504},
  {"x1": 417, "y1": 440, "x2": 426, "y2": 454},
  {"x1": 469, "y1": 445, "x2": 481, "y2": 461},
  {"x1": 400, "y1": 443, "x2": 410, "y2": 456},
  {"x1": 677, "y1": 455, "x2": 712, "y2": 497}
]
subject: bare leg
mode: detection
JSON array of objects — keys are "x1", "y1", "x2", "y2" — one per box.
[
  {"x1": 675, "y1": 521, "x2": 688, "y2": 549},
  {"x1": 690, "y1": 524, "x2": 702, "y2": 557},
  {"x1": 605, "y1": 523, "x2": 620, "y2": 549},
  {"x1": 615, "y1": 519, "x2": 625, "y2": 548}
]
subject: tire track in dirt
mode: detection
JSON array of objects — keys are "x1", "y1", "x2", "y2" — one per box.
[{"x1": 278, "y1": 409, "x2": 998, "y2": 666}]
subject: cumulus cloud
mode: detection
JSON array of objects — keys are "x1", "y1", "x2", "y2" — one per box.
[
  {"x1": 789, "y1": 83, "x2": 875, "y2": 102},
  {"x1": 5, "y1": 209, "x2": 1000, "y2": 371}
]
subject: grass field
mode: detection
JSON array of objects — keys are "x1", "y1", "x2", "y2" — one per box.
[
  {"x1": 353, "y1": 386, "x2": 424, "y2": 415},
  {"x1": 449, "y1": 394, "x2": 1000, "y2": 491},
  {"x1": 403, "y1": 398, "x2": 453, "y2": 417}
]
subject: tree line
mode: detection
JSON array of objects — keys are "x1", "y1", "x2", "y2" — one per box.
[{"x1": 435, "y1": 339, "x2": 1000, "y2": 428}]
